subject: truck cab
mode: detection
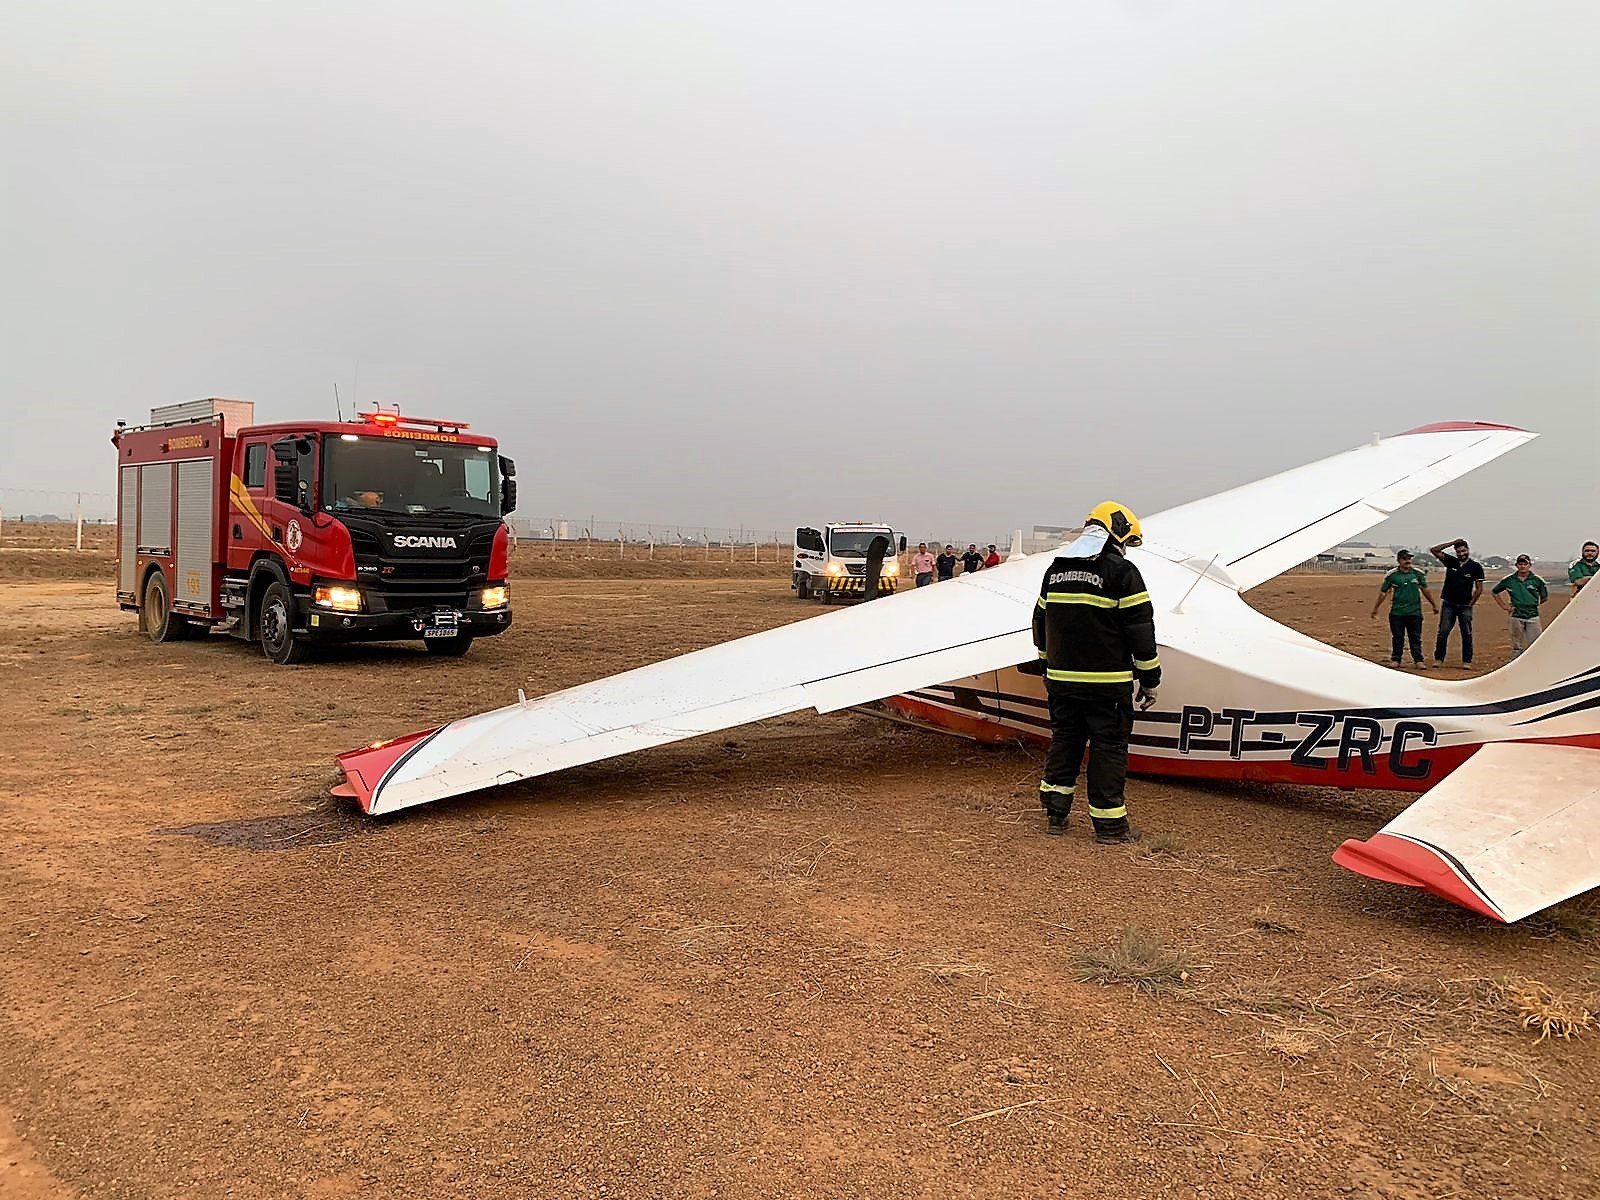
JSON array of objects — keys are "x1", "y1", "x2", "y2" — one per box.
[
  {"x1": 792, "y1": 522, "x2": 906, "y2": 603},
  {"x1": 114, "y1": 401, "x2": 517, "y2": 663}
]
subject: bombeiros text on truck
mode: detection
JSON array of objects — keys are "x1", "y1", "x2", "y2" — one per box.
[{"x1": 112, "y1": 398, "x2": 517, "y2": 663}]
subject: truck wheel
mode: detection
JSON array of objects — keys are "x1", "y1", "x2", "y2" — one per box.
[
  {"x1": 258, "y1": 581, "x2": 310, "y2": 664},
  {"x1": 796, "y1": 574, "x2": 811, "y2": 600},
  {"x1": 142, "y1": 571, "x2": 191, "y2": 643},
  {"x1": 424, "y1": 635, "x2": 474, "y2": 657},
  {"x1": 820, "y1": 588, "x2": 833, "y2": 605}
]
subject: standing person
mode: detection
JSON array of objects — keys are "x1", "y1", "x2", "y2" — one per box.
[
  {"x1": 984, "y1": 544, "x2": 1002, "y2": 569},
  {"x1": 961, "y1": 544, "x2": 984, "y2": 575},
  {"x1": 1027, "y1": 502, "x2": 1160, "y2": 844},
  {"x1": 911, "y1": 542, "x2": 936, "y2": 588},
  {"x1": 1428, "y1": 538, "x2": 1485, "y2": 665},
  {"x1": 1571, "y1": 541, "x2": 1599, "y2": 596},
  {"x1": 935, "y1": 544, "x2": 957, "y2": 582},
  {"x1": 1369, "y1": 549, "x2": 1438, "y2": 668},
  {"x1": 1492, "y1": 555, "x2": 1549, "y2": 657}
]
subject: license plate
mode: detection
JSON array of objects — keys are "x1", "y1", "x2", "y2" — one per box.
[{"x1": 423, "y1": 626, "x2": 459, "y2": 639}]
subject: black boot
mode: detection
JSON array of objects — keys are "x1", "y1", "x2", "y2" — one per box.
[{"x1": 1046, "y1": 813, "x2": 1067, "y2": 836}]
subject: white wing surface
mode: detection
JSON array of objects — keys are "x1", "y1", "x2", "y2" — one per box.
[
  {"x1": 336, "y1": 421, "x2": 1537, "y2": 814},
  {"x1": 1141, "y1": 422, "x2": 1535, "y2": 591},
  {"x1": 1334, "y1": 743, "x2": 1600, "y2": 922}
]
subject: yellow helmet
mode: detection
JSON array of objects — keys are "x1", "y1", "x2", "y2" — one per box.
[{"x1": 1085, "y1": 501, "x2": 1143, "y2": 546}]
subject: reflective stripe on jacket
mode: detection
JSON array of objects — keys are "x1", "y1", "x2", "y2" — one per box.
[{"x1": 1031, "y1": 544, "x2": 1161, "y2": 687}]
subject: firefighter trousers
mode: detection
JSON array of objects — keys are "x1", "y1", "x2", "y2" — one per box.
[{"x1": 1039, "y1": 682, "x2": 1134, "y2": 836}]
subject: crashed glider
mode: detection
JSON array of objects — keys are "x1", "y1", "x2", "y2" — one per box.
[{"x1": 334, "y1": 421, "x2": 1600, "y2": 923}]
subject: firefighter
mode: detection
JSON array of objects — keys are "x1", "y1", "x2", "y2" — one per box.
[{"x1": 1024, "y1": 502, "x2": 1161, "y2": 843}]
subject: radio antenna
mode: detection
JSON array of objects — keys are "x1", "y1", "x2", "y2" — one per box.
[{"x1": 333, "y1": 382, "x2": 344, "y2": 421}]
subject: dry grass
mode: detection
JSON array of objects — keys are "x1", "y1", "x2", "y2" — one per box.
[
  {"x1": 1138, "y1": 832, "x2": 1186, "y2": 859},
  {"x1": 1263, "y1": 1028, "x2": 1319, "y2": 1060},
  {"x1": 1492, "y1": 978, "x2": 1597, "y2": 1041},
  {"x1": 1247, "y1": 907, "x2": 1301, "y2": 935},
  {"x1": 1075, "y1": 926, "x2": 1193, "y2": 994},
  {"x1": 918, "y1": 961, "x2": 992, "y2": 985}
]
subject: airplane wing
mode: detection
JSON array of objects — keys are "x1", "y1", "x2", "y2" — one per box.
[
  {"x1": 336, "y1": 562, "x2": 1043, "y2": 814},
  {"x1": 1140, "y1": 422, "x2": 1536, "y2": 592},
  {"x1": 336, "y1": 421, "x2": 1536, "y2": 815},
  {"x1": 1333, "y1": 743, "x2": 1600, "y2": 922}
]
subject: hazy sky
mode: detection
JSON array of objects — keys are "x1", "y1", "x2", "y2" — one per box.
[{"x1": 3, "y1": 2, "x2": 1596, "y2": 557}]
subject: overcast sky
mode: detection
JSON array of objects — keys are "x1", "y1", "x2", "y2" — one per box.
[{"x1": 3, "y1": 2, "x2": 1596, "y2": 557}]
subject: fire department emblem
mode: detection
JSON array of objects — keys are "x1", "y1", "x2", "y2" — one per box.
[{"x1": 285, "y1": 519, "x2": 303, "y2": 552}]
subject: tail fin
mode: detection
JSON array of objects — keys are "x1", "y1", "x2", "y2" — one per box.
[
  {"x1": 1473, "y1": 575, "x2": 1600, "y2": 695},
  {"x1": 1463, "y1": 580, "x2": 1600, "y2": 749}
]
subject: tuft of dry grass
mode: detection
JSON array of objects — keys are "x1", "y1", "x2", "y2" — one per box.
[
  {"x1": 1492, "y1": 978, "x2": 1596, "y2": 1041},
  {"x1": 1075, "y1": 926, "x2": 1193, "y2": 994},
  {"x1": 1139, "y1": 832, "x2": 1186, "y2": 859},
  {"x1": 1247, "y1": 907, "x2": 1302, "y2": 935},
  {"x1": 1263, "y1": 1028, "x2": 1318, "y2": 1060}
]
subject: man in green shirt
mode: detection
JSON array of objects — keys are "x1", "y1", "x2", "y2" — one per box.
[
  {"x1": 1369, "y1": 549, "x2": 1438, "y2": 668},
  {"x1": 1570, "y1": 541, "x2": 1598, "y2": 597},
  {"x1": 1492, "y1": 554, "x2": 1550, "y2": 658}
]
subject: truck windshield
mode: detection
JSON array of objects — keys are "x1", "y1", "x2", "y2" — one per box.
[
  {"x1": 829, "y1": 530, "x2": 894, "y2": 557},
  {"x1": 322, "y1": 435, "x2": 499, "y2": 518}
]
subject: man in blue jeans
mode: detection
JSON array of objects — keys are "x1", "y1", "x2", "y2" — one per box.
[
  {"x1": 1428, "y1": 537, "x2": 1485, "y2": 665},
  {"x1": 1370, "y1": 549, "x2": 1438, "y2": 668}
]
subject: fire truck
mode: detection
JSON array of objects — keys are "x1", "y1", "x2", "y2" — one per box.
[{"x1": 112, "y1": 398, "x2": 516, "y2": 663}]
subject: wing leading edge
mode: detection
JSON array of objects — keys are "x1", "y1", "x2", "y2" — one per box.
[{"x1": 1141, "y1": 422, "x2": 1535, "y2": 591}]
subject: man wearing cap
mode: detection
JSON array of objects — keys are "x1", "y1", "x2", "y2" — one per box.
[
  {"x1": 1427, "y1": 537, "x2": 1485, "y2": 665},
  {"x1": 1492, "y1": 555, "x2": 1549, "y2": 658},
  {"x1": 1370, "y1": 549, "x2": 1438, "y2": 668},
  {"x1": 1570, "y1": 541, "x2": 1598, "y2": 597}
]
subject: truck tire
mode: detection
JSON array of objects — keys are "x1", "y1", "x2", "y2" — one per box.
[
  {"x1": 795, "y1": 573, "x2": 811, "y2": 600},
  {"x1": 142, "y1": 571, "x2": 191, "y2": 643},
  {"x1": 424, "y1": 635, "x2": 474, "y2": 657},
  {"x1": 820, "y1": 587, "x2": 833, "y2": 605},
  {"x1": 257, "y1": 581, "x2": 311, "y2": 665}
]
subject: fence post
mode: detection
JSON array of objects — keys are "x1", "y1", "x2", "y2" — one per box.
[
  {"x1": 619, "y1": 526, "x2": 624, "y2": 559},
  {"x1": 75, "y1": 493, "x2": 83, "y2": 551}
]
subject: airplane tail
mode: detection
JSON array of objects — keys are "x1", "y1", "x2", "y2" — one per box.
[
  {"x1": 1467, "y1": 577, "x2": 1600, "y2": 729},
  {"x1": 1332, "y1": 580, "x2": 1600, "y2": 922}
]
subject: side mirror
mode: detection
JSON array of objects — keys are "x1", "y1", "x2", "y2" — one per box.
[
  {"x1": 501, "y1": 478, "x2": 518, "y2": 516},
  {"x1": 272, "y1": 437, "x2": 314, "y2": 512},
  {"x1": 899, "y1": 535, "x2": 907, "y2": 553},
  {"x1": 499, "y1": 455, "x2": 516, "y2": 479}
]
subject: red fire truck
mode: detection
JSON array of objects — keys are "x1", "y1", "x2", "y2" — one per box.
[{"x1": 112, "y1": 398, "x2": 516, "y2": 663}]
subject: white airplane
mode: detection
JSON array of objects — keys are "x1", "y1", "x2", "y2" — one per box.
[{"x1": 333, "y1": 421, "x2": 1600, "y2": 924}]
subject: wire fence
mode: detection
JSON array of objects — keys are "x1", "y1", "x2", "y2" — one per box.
[
  {"x1": 0, "y1": 489, "x2": 1012, "y2": 563},
  {"x1": 0, "y1": 489, "x2": 116, "y2": 551}
]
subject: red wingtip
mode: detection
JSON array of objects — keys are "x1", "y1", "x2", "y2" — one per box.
[
  {"x1": 1392, "y1": 420, "x2": 1529, "y2": 437},
  {"x1": 333, "y1": 727, "x2": 440, "y2": 814},
  {"x1": 1333, "y1": 833, "x2": 1505, "y2": 921}
]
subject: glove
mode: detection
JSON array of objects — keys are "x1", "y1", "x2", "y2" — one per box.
[
  {"x1": 1135, "y1": 683, "x2": 1159, "y2": 711},
  {"x1": 1018, "y1": 658, "x2": 1047, "y2": 678}
]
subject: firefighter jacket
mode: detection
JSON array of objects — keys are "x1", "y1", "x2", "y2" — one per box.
[{"x1": 1031, "y1": 543, "x2": 1161, "y2": 688}]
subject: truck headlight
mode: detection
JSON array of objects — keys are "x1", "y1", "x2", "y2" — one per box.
[
  {"x1": 480, "y1": 585, "x2": 509, "y2": 609},
  {"x1": 826, "y1": 562, "x2": 844, "y2": 575},
  {"x1": 884, "y1": 561, "x2": 899, "y2": 576},
  {"x1": 313, "y1": 584, "x2": 363, "y2": 613}
]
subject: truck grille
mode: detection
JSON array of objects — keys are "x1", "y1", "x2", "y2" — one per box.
[{"x1": 341, "y1": 519, "x2": 501, "y2": 611}]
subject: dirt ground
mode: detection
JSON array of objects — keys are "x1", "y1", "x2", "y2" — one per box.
[{"x1": 1, "y1": 567, "x2": 1595, "y2": 1200}]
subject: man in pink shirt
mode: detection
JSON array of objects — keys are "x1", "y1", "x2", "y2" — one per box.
[{"x1": 912, "y1": 543, "x2": 936, "y2": 587}]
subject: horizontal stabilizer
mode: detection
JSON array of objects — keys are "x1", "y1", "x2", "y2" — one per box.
[{"x1": 1333, "y1": 742, "x2": 1600, "y2": 922}]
